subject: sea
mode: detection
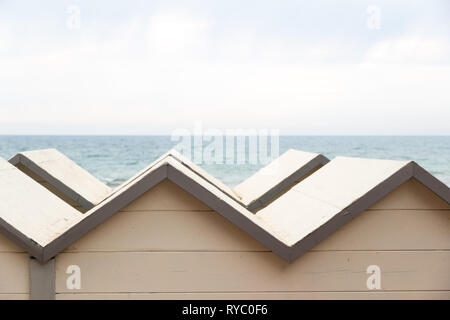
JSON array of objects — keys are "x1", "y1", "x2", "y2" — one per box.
[{"x1": 0, "y1": 136, "x2": 448, "y2": 187}]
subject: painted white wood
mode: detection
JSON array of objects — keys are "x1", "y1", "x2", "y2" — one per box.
[
  {"x1": 257, "y1": 157, "x2": 411, "y2": 246},
  {"x1": 165, "y1": 157, "x2": 286, "y2": 242},
  {"x1": 15, "y1": 149, "x2": 112, "y2": 206},
  {"x1": 61, "y1": 208, "x2": 450, "y2": 253},
  {"x1": 313, "y1": 209, "x2": 450, "y2": 250},
  {"x1": 1, "y1": 151, "x2": 447, "y2": 265},
  {"x1": 60, "y1": 178, "x2": 450, "y2": 253},
  {"x1": 369, "y1": 178, "x2": 450, "y2": 209},
  {"x1": 234, "y1": 149, "x2": 320, "y2": 205},
  {"x1": 0, "y1": 159, "x2": 82, "y2": 247},
  {"x1": 63, "y1": 210, "x2": 266, "y2": 252},
  {"x1": 122, "y1": 180, "x2": 210, "y2": 212},
  {"x1": 55, "y1": 251, "x2": 450, "y2": 293},
  {"x1": 0, "y1": 253, "x2": 29, "y2": 294},
  {"x1": 291, "y1": 156, "x2": 410, "y2": 209},
  {"x1": 168, "y1": 150, "x2": 239, "y2": 201}
]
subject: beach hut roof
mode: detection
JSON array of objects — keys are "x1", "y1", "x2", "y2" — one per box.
[
  {"x1": 0, "y1": 151, "x2": 448, "y2": 263},
  {"x1": 256, "y1": 156, "x2": 449, "y2": 253},
  {"x1": 152, "y1": 149, "x2": 328, "y2": 211},
  {"x1": 0, "y1": 158, "x2": 81, "y2": 257},
  {"x1": 9, "y1": 149, "x2": 112, "y2": 210},
  {"x1": 234, "y1": 149, "x2": 329, "y2": 210},
  {"x1": 9, "y1": 148, "x2": 327, "y2": 212}
]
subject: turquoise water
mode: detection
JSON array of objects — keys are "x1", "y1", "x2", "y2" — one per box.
[{"x1": 0, "y1": 136, "x2": 448, "y2": 187}]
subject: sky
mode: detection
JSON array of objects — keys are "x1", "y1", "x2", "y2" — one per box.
[{"x1": 0, "y1": 0, "x2": 449, "y2": 135}]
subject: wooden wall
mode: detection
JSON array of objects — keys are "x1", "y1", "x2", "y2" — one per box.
[
  {"x1": 0, "y1": 233, "x2": 29, "y2": 300},
  {"x1": 54, "y1": 178, "x2": 450, "y2": 300}
]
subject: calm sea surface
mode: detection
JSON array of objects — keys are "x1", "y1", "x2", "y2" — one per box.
[{"x1": 0, "y1": 136, "x2": 448, "y2": 187}]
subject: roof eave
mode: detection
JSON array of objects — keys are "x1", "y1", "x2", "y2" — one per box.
[
  {"x1": 412, "y1": 162, "x2": 450, "y2": 204},
  {"x1": 0, "y1": 216, "x2": 45, "y2": 261}
]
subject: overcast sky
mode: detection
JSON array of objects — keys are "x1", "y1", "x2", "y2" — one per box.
[{"x1": 0, "y1": 0, "x2": 449, "y2": 135}]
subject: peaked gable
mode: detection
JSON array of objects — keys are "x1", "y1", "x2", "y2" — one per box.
[{"x1": 0, "y1": 152, "x2": 448, "y2": 263}]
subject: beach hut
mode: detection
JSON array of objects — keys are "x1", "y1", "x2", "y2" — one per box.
[
  {"x1": 9, "y1": 148, "x2": 328, "y2": 212},
  {"x1": 0, "y1": 152, "x2": 448, "y2": 300},
  {"x1": 9, "y1": 149, "x2": 112, "y2": 212}
]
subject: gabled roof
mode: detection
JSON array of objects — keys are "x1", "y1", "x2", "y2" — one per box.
[
  {"x1": 0, "y1": 158, "x2": 81, "y2": 259},
  {"x1": 9, "y1": 149, "x2": 112, "y2": 210},
  {"x1": 161, "y1": 149, "x2": 328, "y2": 211},
  {"x1": 8, "y1": 148, "x2": 327, "y2": 212},
  {"x1": 0, "y1": 152, "x2": 448, "y2": 263},
  {"x1": 257, "y1": 156, "x2": 450, "y2": 260}
]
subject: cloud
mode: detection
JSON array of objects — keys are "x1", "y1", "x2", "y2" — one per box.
[
  {"x1": 147, "y1": 11, "x2": 210, "y2": 58},
  {"x1": 364, "y1": 36, "x2": 450, "y2": 64},
  {"x1": 0, "y1": 3, "x2": 449, "y2": 135}
]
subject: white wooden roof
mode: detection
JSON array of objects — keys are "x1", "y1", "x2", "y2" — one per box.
[
  {"x1": 0, "y1": 158, "x2": 80, "y2": 249},
  {"x1": 0, "y1": 151, "x2": 448, "y2": 263},
  {"x1": 14, "y1": 148, "x2": 326, "y2": 213},
  {"x1": 9, "y1": 149, "x2": 112, "y2": 209},
  {"x1": 234, "y1": 149, "x2": 328, "y2": 210},
  {"x1": 257, "y1": 156, "x2": 411, "y2": 246},
  {"x1": 161, "y1": 149, "x2": 328, "y2": 211}
]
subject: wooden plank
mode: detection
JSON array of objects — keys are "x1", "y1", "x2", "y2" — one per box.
[
  {"x1": 62, "y1": 209, "x2": 450, "y2": 253},
  {"x1": 122, "y1": 180, "x2": 211, "y2": 212},
  {"x1": 0, "y1": 253, "x2": 30, "y2": 294},
  {"x1": 56, "y1": 291, "x2": 450, "y2": 300},
  {"x1": 63, "y1": 211, "x2": 266, "y2": 252},
  {"x1": 0, "y1": 233, "x2": 26, "y2": 252},
  {"x1": 55, "y1": 251, "x2": 450, "y2": 293},
  {"x1": 370, "y1": 179, "x2": 450, "y2": 210},
  {"x1": 0, "y1": 294, "x2": 29, "y2": 300},
  {"x1": 313, "y1": 209, "x2": 450, "y2": 251}
]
